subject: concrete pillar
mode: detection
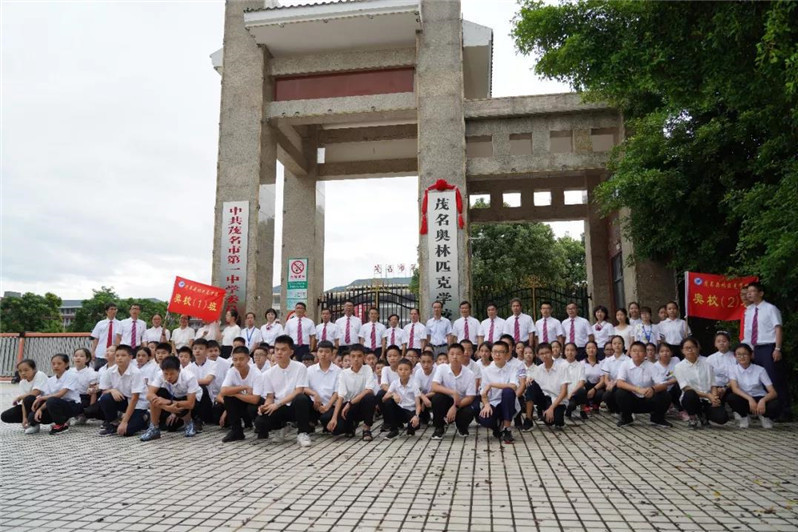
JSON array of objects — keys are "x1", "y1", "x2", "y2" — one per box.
[
  {"x1": 417, "y1": 0, "x2": 468, "y2": 320},
  {"x1": 619, "y1": 212, "x2": 676, "y2": 308},
  {"x1": 584, "y1": 173, "x2": 612, "y2": 311},
  {"x1": 280, "y1": 129, "x2": 324, "y2": 322},
  {"x1": 212, "y1": 0, "x2": 276, "y2": 320}
]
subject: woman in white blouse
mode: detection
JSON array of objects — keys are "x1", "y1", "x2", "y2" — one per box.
[
  {"x1": 220, "y1": 309, "x2": 242, "y2": 358},
  {"x1": 591, "y1": 306, "x2": 615, "y2": 351},
  {"x1": 613, "y1": 308, "x2": 634, "y2": 353},
  {"x1": 260, "y1": 308, "x2": 284, "y2": 347},
  {"x1": 659, "y1": 301, "x2": 691, "y2": 359}
]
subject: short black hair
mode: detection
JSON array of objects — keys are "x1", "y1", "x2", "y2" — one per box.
[
  {"x1": 274, "y1": 335, "x2": 294, "y2": 350},
  {"x1": 115, "y1": 345, "x2": 133, "y2": 357},
  {"x1": 232, "y1": 346, "x2": 250, "y2": 356},
  {"x1": 398, "y1": 358, "x2": 413, "y2": 369},
  {"x1": 156, "y1": 342, "x2": 172, "y2": 352},
  {"x1": 177, "y1": 346, "x2": 193, "y2": 355},
  {"x1": 160, "y1": 356, "x2": 180, "y2": 371},
  {"x1": 317, "y1": 340, "x2": 334, "y2": 350},
  {"x1": 302, "y1": 353, "x2": 315, "y2": 362},
  {"x1": 233, "y1": 337, "x2": 246, "y2": 344},
  {"x1": 105, "y1": 302, "x2": 118, "y2": 311},
  {"x1": 206, "y1": 340, "x2": 220, "y2": 349},
  {"x1": 193, "y1": 338, "x2": 208, "y2": 347},
  {"x1": 17, "y1": 358, "x2": 36, "y2": 370}
]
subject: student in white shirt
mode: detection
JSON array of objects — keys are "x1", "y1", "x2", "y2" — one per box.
[
  {"x1": 90, "y1": 302, "x2": 122, "y2": 370},
  {"x1": 460, "y1": 339, "x2": 482, "y2": 383},
  {"x1": 450, "y1": 301, "x2": 480, "y2": 344},
  {"x1": 650, "y1": 343, "x2": 684, "y2": 419},
  {"x1": 478, "y1": 341, "x2": 519, "y2": 443},
  {"x1": 185, "y1": 341, "x2": 216, "y2": 427},
  {"x1": 376, "y1": 346, "x2": 402, "y2": 417},
  {"x1": 591, "y1": 305, "x2": 615, "y2": 352},
  {"x1": 549, "y1": 340, "x2": 568, "y2": 369},
  {"x1": 260, "y1": 308, "x2": 284, "y2": 347},
  {"x1": 195, "y1": 319, "x2": 221, "y2": 343},
  {"x1": 140, "y1": 355, "x2": 202, "y2": 441},
  {"x1": 382, "y1": 358, "x2": 425, "y2": 439},
  {"x1": 430, "y1": 343, "x2": 476, "y2": 438},
  {"x1": 600, "y1": 336, "x2": 630, "y2": 415},
  {"x1": 627, "y1": 301, "x2": 643, "y2": 328},
  {"x1": 252, "y1": 346, "x2": 272, "y2": 376},
  {"x1": 673, "y1": 337, "x2": 728, "y2": 429},
  {"x1": 3, "y1": 359, "x2": 49, "y2": 430},
  {"x1": 220, "y1": 309, "x2": 242, "y2": 358},
  {"x1": 383, "y1": 313, "x2": 405, "y2": 353},
  {"x1": 615, "y1": 341, "x2": 672, "y2": 427},
  {"x1": 96, "y1": 346, "x2": 150, "y2": 437},
  {"x1": 240, "y1": 312, "x2": 263, "y2": 352},
  {"x1": 71, "y1": 348, "x2": 98, "y2": 419},
  {"x1": 706, "y1": 331, "x2": 737, "y2": 403},
  {"x1": 499, "y1": 334, "x2": 528, "y2": 429},
  {"x1": 613, "y1": 308, "x2": 634, "y2": 355},
  {"x1": 525, "y1": 342, "x2": 568, "y2": 429},
  {"x1": 562, "y1": 303, "x2": 594, "y2": 361},
  {"x1": 255, "y1": 335, "x2": 312, "y2": 447},
  {"x1": 135, "y1": 347, "x2": 160, "y2": 388},
  {"x1": 26, "y1": 354, "x2": 84, "y2": 435},
  {"x1": 403, "y1": 308, "x2": 427, "y2": 352},
  {"x1": 412, "y1": 351, "x2": 436, "y2": 424},
  {"x1": 503, "y1": 299, "x2": 534, "y2": 348},
  {"x1": 143, "y1": 314, "x2": 171, "y2": 344},
  {"x1": 327, "y1": 344, "x2": 378, "y2": 441},
  {"x1": 426, "y1": 301, "x2": 453, "y2": 355},
  {"x1": 659, "y1": 301, "x2": 691, "y2": 358},
  {"x1": 219, "y1": 347, "x2": 264, "y2": 442},
  {"x1": 633, "y1": 306, "x2": 661, "y2": 347},
  {"x1": 171, "y1": 314, "x2": 195, "y2": 351},
  {"x1": 116, "y1": 304, "x2": 147, "y2": 350},
  {"x1": 727, "y1": 343, "x2": 779, "y2": 429},
  {"x1": 562, "y1": 343, "x2": 588, "y2": 419},
  {"x1": 284, "y1": 302, "x2": 316, "y2": 361},
  {"x1": 335, "y1": 300, "x2": 362, "y2": 348},
  {"x1": 474, "y1": 342, "x2": 493, "y2": 386},
  {"x1": 478, "y1": 303, "x2": 505, "y2": 345},
  {"x1": 743, "y1": 282, "x2": 788, "y2": 420},
  {"x1": 304, "y1": 340, "x2": 341, "y2": 432},
  {"x1": 645, "y1": 343, "x2": 658, "y2": 364},
  {"x1": 315, "y1": 308, "x2": 338, "y2": 348},
  {"x1": 357, "y1": 307, "x2": 384, "y2": 358},
  {"x1": 533, "y1": 301, "x2": 563, "y2": 350},
  {"x1": 582, "y1": 341, "x2": 605, "y2": 413}
]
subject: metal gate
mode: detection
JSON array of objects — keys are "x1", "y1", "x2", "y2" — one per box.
[
  {"x1": 473, "y1": 286, "x2": 590, "y2": 322},
  {"x1": 317, "y1": 285, "x2": 418, "y2": 326}
]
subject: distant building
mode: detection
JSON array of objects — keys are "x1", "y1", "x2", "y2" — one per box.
[{"x1": 59, "y1": 300, "x2": 83, "y2": 329}]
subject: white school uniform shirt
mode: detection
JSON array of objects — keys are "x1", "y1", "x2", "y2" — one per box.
[
  {"x1": 402, "y1": 321, "x2": 427, "y2": 349},
  {"x1": 479, "y1": 317, "x2": 506, "y2": 343},
  {"x1": 118, "y1": 318, "x2": 147, "y2": 347},
  {"x1": 381, "y1": 366, "x2": 400, "y2": 389},
  {"x1": 241, "y1": 327, "x2": 263, "y2": 351},
  {"x1": 260, "y1": 322, "x2": 284, "y2": 346},
  {"x1": 335, "y1": 315, "x2": 362, "y2": 346},
  {"x1": 221, "y1": 365, "x2": 263, "y2": 397},
  {"x1": 673, "y1": 357, "x2": 714, "y2": 395},
  {"x1": 533, "y1": 316, "x2": 563, "y2": 343},
  {"x1": 138, "y1": 360, "x2": 160, "y2": 387},
  {"x1": 315, "y1": 322, "x2": 339, "y2": 344},
  {"x1": 44, "y1": 371, "x2": 82, "y2": 404},
  {"x1": 221, "y1": 325, "x2": 242, "y2": 346},
  {"x1": 504, "y1": 313, "x2": 534, "y2": 343},
  {"x1": 613, "y1": 325, "x2": 635, "y2": 353},
  {"x1": 20, "y1": 371, "x2": 49, "y2": 396},
  {"x1": 143, "y1": 326, "x2": 170, "y2": 344},
  {"x1": 150, "y1": 369, "x2": 202, "y2": 400},
  {"x1": 706, "y1": 351, "x2": 737, "y2": 387},
  {"x1": 306, "y1": 363, "x2": 341, "y2": 404},
  {"x1": 188, "y1": 358, "x2": 217, "y2": 386},
  {"x1": 659, "y1": 318, "x2": 691, "y2": 345},
  {"x1": 254, "y1": 361, "x2": 272, "y2": 376},
  {"x1": 649, "y1": 357, "x2": 679, "y2": 390},
  {"x1": 591, "y1": 321, "x2": 615, "y2": 348},
  {"x1": 451, "y1": 316, "x2": 480, "y2": 343},
  {"x1": 209, "y1": 357, "x2": 230, "y2": 399},
  {"x1": 382, "y1": 326, "x2": 405, "y2": 347},
  {"x1": 91, "y1": 318, "x2": 123, "y2": 360},
  {"x1": 413, "y1": 369, "x2": 435, "y2": 394},
  {"x1": 582, "y1": 360, "x2": 603, "y2": 384},
  {"x1": 480, "y1": 362, "x2": 520, "y2": 406},
  {"x1": 260, "y1": 360, "x2": 308, "y2": 405},
  {"x1": 99, "y1": 364, "x2": 148, "y2": 409},
  {"x1": 284, "y1": 317, "x2": 316, "y2": 347},
  {"x1": 617, "y1": 360, "x2": 658, "y2": 398},
  {"x1": 552, "y1": 357, "x2": 568, "y2": 370},
  {"x1": 562, "y1": 316, "x2": 592, "y2": 347},
  {"x1": 70, "y1": 366, "x2": 97, "y2": 395},
  {"x1": 360, "y1": 321, "x2": 386, "y2": 351},
  {"x1": 730, "y1": 364, "x2": 772, "y2": 398},
  {"x1": 507, "y1": 357, "x2": 527, "y2": 379},
  {"x1": 532, "y1": 363, "x2": 568, "y2": 403},
  {"x1": 337, "y1": 365, "x2": 378, "y2": 402},
  {"x1": 387, "y1": 379, "x2": 421, "y2": 411},
  {"x1": 600, "y1": 354, "x2": 630, "y2": 381},
  {"x1": 426, "y1": 316, "x2": 452, "y2": 346},
  {"x1": 563, "y1": 360, "x2": 586, "y2": 395},
  {"x1": 629, "y1": 317, "x2": 643, "y2": 329},
  {"x1": 462, "y1": 358, "x2": 482, "y2": 380},
  {"x1": 432, "y1": 364, "x2": 476, "y2": 397},
  {"x1": 633, "y1": 323, "x2": 661, "y2": 345},
  {"x1": 171, "y1": 326, "x2": 195, "y2": 349},
  {"x1": 743, "y1": 300, "x2": 782, "y2": 346}
]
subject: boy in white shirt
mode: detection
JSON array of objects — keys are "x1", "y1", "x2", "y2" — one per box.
[
  {"x1": 327, "y1": 344, "x2": 378, "y2": 441},
  {"x1": 706, "y1": 331, "x2": 736, "y2": 403},
  {"x1": 255, "y1": 335, "x2": 312, "y2": 447},
  {"x1": 315, "y1": 309, "x2": 339, "y2": 347},
  {"x1": 615, "y1": 341, "x2": 672, "y2": 428},
  {"x1": 219, "y1": 346, "x2": 264, "y2": 442},
  {"x1": 253, "y1": 346, "x2": 272, "y2": 375},
  {"x1": 562, "y1": 343, "x2": 588, "y2": 420},
  {"x1": 360, "y1": 307, "x2": 386, "y2": 358},
  {"x1": 304, "y1": 340, "x2": 341, "y2": 433},
  {"x1": 525, "y1": 343, "x2": 568, "y2": 429},
  {"x1": 382, "y1": 314, "x2": 405, "y2": 354},
  {"x1": 403, "y1": 308, "x2": 427, "y2": 351},
  {"x1": 411, "y1": 352, "x2": 435, "y2": 425},
  {"x1": 90, "y1": 302, "x2": 122, "y2": 370},
  {"x1": 382, "y1": 358, "x2": 424, "y2": 439},
  {"x1": 673, "y1": 338, "x2": 728, "y2": 429},
  {"x1": 241, "y1": 312, "x2": 263, "y2": 352},
  {"x1": 140, "y1": 355, "x2": 202, "y2": 441},
  {"x1": 376, "y1": 345, "x2": 402, "y2": 412},
  {"x1": 450, "y1": 301, "x2": 480, "y2": 344},
  {"x1": 96, "y1": 346, "x2": 149, "y2": 437},
  {"x1": 478, "y1": 341, "x2": 519, "y2": 444},
  {"x1": 430, "y1": 343, "x2": 476, "y2": 438},
  {"x1": 187, "y1": 339, "x2": 217, "y2": 428}
]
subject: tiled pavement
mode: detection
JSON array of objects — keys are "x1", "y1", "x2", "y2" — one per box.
[{"x1": 1, "y1": 383, "x2": 797, "y2": 532}]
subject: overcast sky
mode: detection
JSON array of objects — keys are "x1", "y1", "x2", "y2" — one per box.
[{"x1": 1, "y1": 0, "x2": 574, "y2": 301}]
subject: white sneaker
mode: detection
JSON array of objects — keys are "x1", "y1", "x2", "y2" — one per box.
[
  {"x1": 24, "y1": 425, "x2": 40, "y2": 434},
  {"x1": 73, "y1": 415, "x2": 87, "y2": 426},
  {"x1": 297, "y1": 432, "x2": 311, "y2": 447},
  {"x1": 761, "y1": 417, "x2": 774, "y2": 429},
  {"x1": 733, "y1": 412, "x2": 742, "y2": 421},
  {"x1": 738, "y1": 416, "x2": 749, "y2": 429}
]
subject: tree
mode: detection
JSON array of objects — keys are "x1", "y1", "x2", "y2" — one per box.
[
  {"x1": 70, "y1": 286, "x2": 169, "y2": 332},
  {"x1": 557, "y1": 234, "x2": 587, "y2": 292},
  {"x1": 0, "y1": 292, "x2": 63, "y2": 333}
]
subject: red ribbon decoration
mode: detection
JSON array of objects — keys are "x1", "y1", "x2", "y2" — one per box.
[{"x1": 420, "y1": 179, "x2": 464, "y2": 234}]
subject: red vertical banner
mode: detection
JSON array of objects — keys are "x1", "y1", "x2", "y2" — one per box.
[
  {"x1": 685, "y1": 272, "x2": 757, "y2": 321},
  {"x1": 167, "y1": 277, "x2": 226, "y2": 323}
]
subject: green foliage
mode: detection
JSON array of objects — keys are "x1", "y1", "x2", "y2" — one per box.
[
  {"x1": 0, "y1": 292, "x2": 63, "y2": 333},
  {"x1": 408, "y1": 268, "x2": 420, "y2": 298},
  {"x1": 70, "y1": 286, "x2": 168, "y2": 332}
]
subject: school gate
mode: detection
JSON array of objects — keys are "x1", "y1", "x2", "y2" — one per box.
[{"x1": 210, "y1": 0, "x2": 676, "y2": 321}]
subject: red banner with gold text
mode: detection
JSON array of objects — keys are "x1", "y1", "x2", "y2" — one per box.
[
  {"x1": 685, "y1": 271, "x2": 757, "y2": 321},
  {"x1": 167, "y1": 276, "x2": 226, "y2": 323}
]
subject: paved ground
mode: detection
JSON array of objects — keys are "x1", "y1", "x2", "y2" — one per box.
[{"x1": 1, "y1": 383, "x2": 797, "y2": 532}]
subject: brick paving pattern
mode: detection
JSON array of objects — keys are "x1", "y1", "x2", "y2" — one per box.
[{"x1": 1, "y1": 383, "x2": 797, "y2": 531}]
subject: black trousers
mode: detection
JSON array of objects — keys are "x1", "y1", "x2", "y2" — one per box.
[
  {"x1": 1, "y1": 404, "x2": 25, "y2": 424},
  {"x1": 382, "y1": 399, "x2": 415, "y2": 431},
  {"x1": 565, "y1": 387, "x2": 587, "y2": 414},
  {"x1": 615, "y1": 388, "x2": 670, "y2": 423},
  {"x1": 332, "y1": 394, "x2": 377, "y2": 435},
  {"x1": 754, "y1": 344, "x2": 791, "y2": 418},
  {"x1": 293, "y1": 345, "x2": 310, "y2": 361},
  {"x1": 254, "y1": 394, "x2": 312, "y2": 435},
  {"x1": 431, "y1": 394, "x2": 475, "y2": 432},
  {"x1": 527, "y1": 382, "x2": 565, "y2": 427},
  {"x1": 668, "y1": 384, "x2": 683, "y2": 410},
  {"x1": 584, "y1": 381, "x2": 604, "y2": 407},
  {"x1": 309, "y1": 405, "x2": 336, "y2": 429},
  {"x1": 726, "y1": 392, "x2": 780, "y2": 420},
  {"x1": 193, "y1": 385, "x2": 213, "y2": 423},
  {"x1": 604, "y1": 387, "x2": 620, "y2": 413},
  {"x1": 223, "y1": 395, "x2": 262, "y2": 433},
  {"x1": 576, "y1": 347, "x2": 587, "y2": 361},
  {"x1": 93, "y1": 357, "x2": 108, "y2": 371},
  {"x1": 27, "y1": 397, "x2": 83, "y2": 426},
  {"x1": 680, "y1": 389, "x2": 728, "y2": 424}
]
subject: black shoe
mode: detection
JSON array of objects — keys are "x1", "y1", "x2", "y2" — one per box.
[
  {"x1": 457, "y1": 428, "x2": 469, "y2": 437},
  {"x1": 256, "y1": 431, "x2": 268, "y2": 440},
  {"x1": 98, "y1": 424, "x2": 117, "y2": 436},
  {"x1": 406, "y1": 426, "x2": 415, "y2": 436},
  {"x1": 194, "y1": 420, "x2": 204, "y2": 433},
  {"x1": 580, "y1": 410, "x2": 588, "y2": 420},
  {"x1": 492, "y1": 428, "x2": 501, "y2": 439},
  {"x1": 384, "y1": 430, "x2": 399, "y2": 440},
  {"x1": 522, "y1": 419, "x2": 534, "y2": 432},
  {"x1": 379, "y1": 425, "x2": 389, "y2": 433},
  {"x1": 616, "y1": 417, "x2": 634, "y2": 427},
  {"x1": 344, "y1": 431, "x2": 355, "y2": 438},
  {"x1": 699, "y1": 413, "x2": 710, "y2": 427},
  {"x1": 431, "y1": 427, "x2": 445, "y2": 440},
  {"x1": 513, "y1": 414, "x2": 523, "y2": 428},
  {"x1": 502, "y1": 429, "x2": 515, "y2": 444},
  {"x1": 650, "y1": 419, "x2": 673, "y2": 428},
  {"x1": 222, "y1": 430, "x2": 245, "y2": 443}
]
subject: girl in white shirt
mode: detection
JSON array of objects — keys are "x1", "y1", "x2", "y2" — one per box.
[
  {"x1": 582, "y1": 341, "x2": 605, "y2": 412},
  {"x1": 221, "y1": 309, "x2": 242, "y2": 358},
  {"x1": 260, "y1": 308, "x2": 284, "y2": 347},
  {"x1": 591, "y1": 305, "x2": 615, "y2": 350},
  {"x1": 727, "y1": 343, "x2": 779, "y2": 429},
  {"x1": 71, "y1": 348, "x2": 98, "y2": 424},
  {"x1": 659, "y1": 301, "x2": 691, "y2": 358},
  {"x1": 645, "y1": 343, "x2": 658, "y2": 364},
  {"x1": 1, "y1": 359, "x2": 48, "y2": 429},
  {"x1": 613, "y1": 309, "x2": 634, "y2": 353}
]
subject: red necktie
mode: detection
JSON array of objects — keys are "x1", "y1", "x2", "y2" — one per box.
[
  {"x1": 322, "y1": 324, "x2": 327, "y2": 342},
  {"x1": 106, "y1": 321, "x2": 113, "y2": 348},
  {"x1": 131, "y1": 320, "x2": 137, "y2": 349},
  {"x1": 569, "y1": 318, "x2": 575, "y2": 343},
  {"x1": 409, "y1": 325, "x2": 415, "y2": 348},
  {"x1": 345, "y1": 317, "x2": 351, "y2": 344},
  {"x1": 371, "y1": 325, "x2": 376, "y2": 349},
  {"x1": 391, "y1": 329, "x2": 395, "y2": 345},
  {"x1": 514, "y1": 316, "x2": 520, "y2": 342},
  {"x1": 464, "y1": 319, "x2": 470, "y2": 340},
  {"x1": 751, "y1": 307, "x2": 759, "y2": 345},
  {"x1": 297, "y1": 319, "x2": 303, "y2": 346},
  {"x1": 543, "y1": 317, "x2": 549, "y2": 343},
  {"x1": 488, "y1": 319, "x2": 495, "y2": 342}
]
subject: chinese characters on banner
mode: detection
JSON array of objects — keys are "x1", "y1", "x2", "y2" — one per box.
[
  {"x1": 220, "y1": 201, "x2": 249, "y2": 313},
  {"x1": 426, "y1": 189, "x2": 460, "y2": 319},
  {"x1": 167, "y1": 277, "x2": 226, "y2": 323},
  {"x1": 685, "y1": 271, "x2": 758, "y2": 321}
]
